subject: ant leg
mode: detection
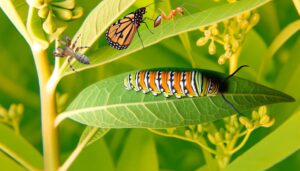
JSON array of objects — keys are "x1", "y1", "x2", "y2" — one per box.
[
  {"x1": 71, "y1": 34, "x2": 81, "y2": 49},
  {"x1": 136, "y1": 29, "x2": 144, "y2": 48},
  {"x1": 67, "y1": 56, "x2": 77, "y2": 73}
]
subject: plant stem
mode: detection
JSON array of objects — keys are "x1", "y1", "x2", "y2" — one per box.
[
  {"x1": 59, "y1": 127, "x2": 100, "y2": 171},
  {"x1": 148, "y1": 129, "x2": 217, "y2": 154},
  {"x1": 31, "y1": 44, "x2": 60, "y2": 171},
  {"x1": 0, "y1": 142, "x2": 42, "y2": 171}
]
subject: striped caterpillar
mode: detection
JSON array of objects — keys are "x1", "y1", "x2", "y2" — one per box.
[{"x1": 124, "y1": 66, "x2": 248, "y2": 114}]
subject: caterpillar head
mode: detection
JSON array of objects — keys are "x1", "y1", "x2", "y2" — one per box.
[
  {"x1": 207, "y1": 79, "x2": 219, "y2": 96},
  {"x1": 124, "y1": 74, "x2": 133, "y2": 90}
]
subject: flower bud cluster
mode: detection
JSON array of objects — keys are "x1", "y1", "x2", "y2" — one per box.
[
  {"x1": 196, "y1": 10, "x2": 260, "y2": 65},
  {"x1": 26, "y1": 0, "x2": 83, "y2": 34},
  {"x1": 0, "y1": 104, "x2": 24, "y2": 130}
]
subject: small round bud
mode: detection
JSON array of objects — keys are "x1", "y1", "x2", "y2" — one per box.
[
  {"x1": 260, "y1": 115, "x2": 270, "y2": 125},
  {"x1": 250, "y1": 13, "x2": 260, "y2": 26},
  {"x1": 258, "y1": 106, "x2": 267, "y2": 117},
  {"x1": 185, "y1": 130, "x2": 192, "y2": 138},
  {"x1": 208, "y1": 40, "x2": 216, "y2": 55},
  {"x1": 215, "y1": 132, "x2": 222, "y2": 143},
  {"x1": 52, "y1": 7, "x2": 73, "y2": 21},
  {"x1": 71, "y1": 6, "x2": 84, "y2": 19},
  {"x1": 251, "y1": 110, "x2": 259, "y2": 120},
  {"x1": 204, "y1": 30, "x2": 211, "y2": 38},
  {"x1": 225, "y1": 132, "x2": 231, "y2": 141},
  {"x1": 218, "y1": 55, "x2": 226, "y2": 65},
  {"x1": 196, "y1": 37, "x2": 208, "y2": 46},
  {"x1": 38, "y1": 5, "x2": 49, "y2": 19}
]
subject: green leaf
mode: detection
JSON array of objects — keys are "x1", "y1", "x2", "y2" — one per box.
[
  {"x1": 0, "y1": 151, "x2": 26, "y2": 171},
  {"x1": 62, "y1": 0, "x2": 272, "y2": 76},
  {"x1": 70, "y1": 139, "x2": 115, "y2": 171},
  {"x1": 225, "y1": 108, "x2": 300, "y2": 171},
  {"x1": 79, "y1": 126, "x2": 110, "y2": 147},
  {"x1": 257, "y1": 19, "x2": 300, "y2": 81},
  {"x1": 56, "y1": 69, "x2": 294, "y2": 128},
  {"x1": 0, "y1": 1, "x2": 32, "y2": 45},
  {"x1": 0, "y1": 124, "x2": 43, "y2": 170},
  {"x1": 116, "y1": 129, "x2": 158, "y2": 171},
  {"x1": 70, "y1": 0, "x2": 136, "y2": 50}
]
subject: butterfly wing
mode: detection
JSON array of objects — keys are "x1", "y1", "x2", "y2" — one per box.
[{"x1": 106, "y1": 14, "x2": 138, "y2": 50}]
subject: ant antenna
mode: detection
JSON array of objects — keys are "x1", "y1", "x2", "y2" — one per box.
[{"x1": 220, "y1": 65, "x2": 249, "y2": 115}]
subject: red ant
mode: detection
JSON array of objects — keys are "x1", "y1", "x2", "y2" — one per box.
[{"x1": 154, "y1": 7, "x2": 184, "y2": 28}]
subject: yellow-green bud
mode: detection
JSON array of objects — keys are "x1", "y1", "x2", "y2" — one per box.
[
  {"x1": 43, "y1": 11, "x2": 57, "y2": 34},
  {"x1": 251, "y1": 110, "x2": 259, "y2": 120},
  {"x1": 38, "y1": 5, "x2": 49, "y2": 19},
  {"x1": 262, "y1": 118, "x2": 275, "y2": 128},
  {"x1": 240, "y1": 20, "x2": 249, "y2": 30},
  {"x1": 185, "y1": 130, "x2": 192, "y2": 138},
  {"x1": 208, "y1": 40, "x2": 216, "y2": 55},
  {"x1": 258, "y1": 106, "x2": 267, "y2": 117},
  {"x1": 71, "y1": 6, "x2": 84, "y2": 19},
  {"x1": 215, "y1": 132, "x2": 222, "y2": 143},
  {"x1": 260, "y1": 115, "x2": 270, "y2": 125},
  {"x1": 16, "y1": 104, "x2": 24, "y2": 116},
  {"x1": 208, "y1": 133, "x2": 216, "y2": 144},
  {"x1": 211, "y1": 27, "x2": 219, "y2": 36},
  {"x1": 52, "y1": 7, "x2": 73, "y2": 21},
  {"x1": 166, "y1": 128, "x2": 176, "y2": 134},
  {"x1": 250, "y1": 13, "x2": 260, "y2": 26},
  {"x1": 204, "y1": 30, "x2": 211, "y2": 38},
  {"x1": 51, "y1": 0, "x2": 76, "y2": 10},
  {"x1": 196, "y1": 37, "x2": 208, "y2": 46},
  {"x1": 0, "y1": 106, "x2": 8, "y2": 118},
  {"x1": 218, "y1": 55, "x2": 226, "y2": 65}
]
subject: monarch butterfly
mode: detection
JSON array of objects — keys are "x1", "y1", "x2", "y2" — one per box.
[
  {"x1": 154, "y1": 7, "x2": 184, "y2": 27},
  {"x1": 124, "y1": 65, "x2": 248, "y2": 114},
  {"x1": 105, "y1": 5, "x2": 153, "y2": 50},
  {"x1": 54, "y1": 35, "x2": 90, "y2": 72}
]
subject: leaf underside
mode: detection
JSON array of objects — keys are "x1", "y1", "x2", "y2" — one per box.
[{"x1": 59, "y1": 69, "x2": 294, "y2": 128}]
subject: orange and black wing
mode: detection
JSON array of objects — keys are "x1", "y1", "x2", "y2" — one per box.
[{"x1": 106, "y1": 14, "x2": 138, "y2": 50}]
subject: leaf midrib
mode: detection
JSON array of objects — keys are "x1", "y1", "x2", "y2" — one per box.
[{"x1": 61, "y1": 93, "x2": 289, "y2": 116}]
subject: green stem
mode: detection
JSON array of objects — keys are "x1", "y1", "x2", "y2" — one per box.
[
  {"x1": 148, "y1": 129, "x2": 217, "y2": 154},
  {"x1": 59, "y1": 127, "x2": 100, "y2": 171},
  {"x1": 230, "y1": 130, "x2": 252, "y2": 154},
  {"x1": 31, "y1": 44, "x2": 60, "y2": 171}
]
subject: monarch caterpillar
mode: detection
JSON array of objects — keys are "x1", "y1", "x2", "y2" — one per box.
[
  {"x1": 124, "y1": 66, "x2": 248, "y2": 114},
  {"x1": 105, "y1": 5, "x2": 153, "y2": 50},
  {"x1": 154, "y1": 7, "x2": 184, "y2": 27}
]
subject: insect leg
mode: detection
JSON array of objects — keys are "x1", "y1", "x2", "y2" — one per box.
[
  {"x1": 142, "y1": 21, "x2": 154, "y2": 34},
  {"x1": 64, "y1": 36, "x2": 72, "y2": 47},
  {"x1": 53, "y1": 47, "x2": 64, "y2": 57},
  {"x1": 67, "y1": 56, "x2": 77, "y2": 73},
  {"x1": 222, "y1": 65, "x2": 249, "y2": 83},
  {"x1": 71, "y1": 34, "x2": 81, "y2": 49},
  {"x1": 136, "y1": 29, "x2": 145, "y2": 48},
  {"x1": 75, "y1": 46, "x2": 89, "y2": 52}
]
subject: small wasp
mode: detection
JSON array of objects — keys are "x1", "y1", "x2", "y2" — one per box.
[
  {"x1": 154, "y1": 7, "x2": 184, "y2": 28},
  {"x1": 54, "y1": 35, "x2": 90, "y2": 72}
]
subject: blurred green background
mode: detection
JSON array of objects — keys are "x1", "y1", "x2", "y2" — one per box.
[{"x1": 0, "y1": 0, "x2": 299, "y2": 170}]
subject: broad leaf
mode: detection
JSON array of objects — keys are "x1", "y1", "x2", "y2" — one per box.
[
  {"x1": 225, "y1": 109, "x2": 300, "y2": 171},
  {"x1": 0, "y1": 151, "x2": 26, "y2": 171},
  {"x1": 56, "y1": 69, "x2": 294, "y2": 128},
  {"x1": 62, "y1": 0, "x2": 272, "y2": 76},
  {"x1": 0, "y1": 124, "x2": 43, "y2": 170}
]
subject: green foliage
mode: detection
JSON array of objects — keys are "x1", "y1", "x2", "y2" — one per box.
[
  {"x1": 56, "y1": 70, "x2": 293, "y2": 128},
  {"x1": 0, "y1": 0, "x2": 299, "y2": 170}
]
